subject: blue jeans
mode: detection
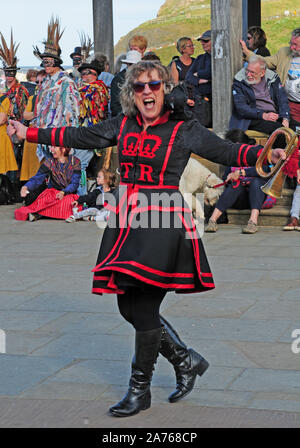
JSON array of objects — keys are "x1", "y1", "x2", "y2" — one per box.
[
  {"x1": 290, "y1": 184, "x2": 300, "y2": 219},
  {"x1": 74, "y1": 149, "x2": 94, "y2": 195}
]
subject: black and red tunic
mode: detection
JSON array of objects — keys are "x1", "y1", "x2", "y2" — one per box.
[{"x1": 27, "y1": 112, "x2": 264, "y2": 295}]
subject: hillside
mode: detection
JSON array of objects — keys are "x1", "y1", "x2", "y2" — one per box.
[{"x1": 114, "y1": 0, "x2": 300, "y2": 66}]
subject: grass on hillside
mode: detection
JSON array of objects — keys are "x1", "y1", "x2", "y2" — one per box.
[{"x1": 114, "y1": 0, "x2": 300, "y2": 66}]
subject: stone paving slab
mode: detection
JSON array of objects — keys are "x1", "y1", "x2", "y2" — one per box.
[{"x1": 1, "y1": 204, "x2": 300, "y2": 427}]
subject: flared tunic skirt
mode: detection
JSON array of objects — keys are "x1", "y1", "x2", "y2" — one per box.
[{"x1": 92, "y1": 184, "x2": 215, "y2": 295}]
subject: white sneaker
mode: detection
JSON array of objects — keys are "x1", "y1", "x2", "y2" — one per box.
[{"x1": 65, "y1": 215, "x2": 76, "y2": 223}]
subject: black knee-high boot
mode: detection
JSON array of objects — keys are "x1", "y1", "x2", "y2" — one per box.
[
  {"x1": 159, "y1": 316, "x2": 209, "y2": 403},
  {"x1": 109, "y1": 327, "x2": 162, "y2": 417}
]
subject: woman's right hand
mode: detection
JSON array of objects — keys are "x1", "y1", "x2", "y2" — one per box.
[
  {"x1": 20, "y1": 186, "x2": 29, "y2": 198},
  {"x1": 240, "y1": 39, "x2": 250, "y2": 56},
  {"x1": 7, "y1": 120, "x2": 28, "y2": 140}
]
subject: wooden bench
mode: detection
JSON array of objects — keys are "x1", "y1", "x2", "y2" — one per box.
[{"x1": 245, "y1": 130, "x2": 268, "y2": 146}]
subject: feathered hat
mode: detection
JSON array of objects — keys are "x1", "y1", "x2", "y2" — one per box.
[
  {"x1": 0, "y1": 29, "x2": 20, "y2": 76},
  {"x1": 79, "y1": 32, "x2": 93, "y2": 63},
  {"x1": 33, "y1": 16, "x2": 64, "y2": 64}
]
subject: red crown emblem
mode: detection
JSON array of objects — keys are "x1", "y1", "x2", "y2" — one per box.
[{"x1": 122, "y1": 132, "x2": 162, "y2": 159}]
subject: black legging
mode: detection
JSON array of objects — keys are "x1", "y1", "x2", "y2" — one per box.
[{"x1": 117, "y1": 287, "x2": 166, "y2": 331}]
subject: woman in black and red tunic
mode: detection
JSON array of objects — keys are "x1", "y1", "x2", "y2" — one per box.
[{"x1": 9, "y1": 61, "x2": 285, "y2": 418}]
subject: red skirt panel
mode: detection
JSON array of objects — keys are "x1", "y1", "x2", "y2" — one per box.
[{"x1": 15, "y1": 188, "x2": 79, "y2": 221}]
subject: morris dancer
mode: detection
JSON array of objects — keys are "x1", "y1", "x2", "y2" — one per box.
[{"x1": 9, "y1": 61, "x2": 285, "y2": 418}]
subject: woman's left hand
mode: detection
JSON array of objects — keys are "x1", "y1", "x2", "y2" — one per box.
[
  {"x1": 56, "y1": 191, "x2": 65, "y2": 200},
  {"x1": 226, "y1": 171, "x2": 240, "y2": 182},
  {"x1": 270, "y1": 148, "x2": 287, "y2": 164}
]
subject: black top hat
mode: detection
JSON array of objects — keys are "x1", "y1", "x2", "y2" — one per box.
[
  {"x1": 70, "y1": 47, "x2": 82, "y2": 59},
  {"x1": 78, "y1": 58, "x2": 104, "y2": 76}
]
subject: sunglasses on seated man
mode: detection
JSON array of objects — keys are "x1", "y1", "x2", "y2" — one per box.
[{"x1": 132, "y1": 80, "x2": 162, "y2": 93}]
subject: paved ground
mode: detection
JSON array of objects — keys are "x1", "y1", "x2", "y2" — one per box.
[{"x1": 1, "y1": 204, "x2": 300, "y2": 428}]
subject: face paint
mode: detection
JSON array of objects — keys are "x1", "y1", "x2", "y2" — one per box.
[
  {"x1": 72, "y1": 57, "x2": 82, "y2": 67},
  {"x1": 41, "y1": 58, "x2": 56, "y2": 68}
]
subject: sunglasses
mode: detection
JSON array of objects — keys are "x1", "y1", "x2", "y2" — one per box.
[
  {"x1": 132, "y1": 80, "x2": 162, "y2": 93},
  {"x1": 81, "y1": 69, "x2": 97, "y2": 76},
  {"x1": 247, "y1": 36, "x2": 253, "y2": 40}
]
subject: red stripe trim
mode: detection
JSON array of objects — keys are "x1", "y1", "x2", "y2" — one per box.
[
  {"x1": 59, "y1": 127, "x2": 66, "y2": 147},
  {"x1": 51, "y1": 128, "x2": 56, "y2": 146},
  {"x1": 95, "y1": 260, "x2": 194, "y2": 278},
  {"x1": 159, "y1": 121, "x2": 184, "y2": 185},
  {"x1": 119, "y1": 183, "x2": 179, "y2": 190},
  {"x1": 26, "y1": 127, "x2": 39, "y2": 143},
  {"x1": 242, "y1": 145, "x2": 252, "y2": 167},
  {"x1": 94, "y1": 266, "x2": 195, "y2": 289},
  {"x1": 118, "y1": 116, "x2": 128, "y2": 141},
  {"x1": 130, "y1": 205, "x2": 192, "y2": 214},
  {"x1": 179, "y1": 213, "x2": 215, "y2": 288},
  {"x1": 92, "y1": 287, "x2": 125, "y2": 294},
  {"x1": 237, "y1": 144, "x2": 247, "y2": 167}
]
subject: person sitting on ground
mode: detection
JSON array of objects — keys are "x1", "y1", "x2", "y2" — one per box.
[
  {"x1": 14, "y1": 146, "x2": 81, "y2": 221},
  {"x1": 205, "y1": 129, "x2": 274, "y2": 234},
  {"x1": 66, "y1": 167, "x2": 116, "y2": 223},
  {"x1": 246, "y1": 26, "x2": 270, "y2": 57},
  {"x1": 20, "y1": 69, "x2": 47, "y2": 186},
  {"x1": 170, "y1": 37, "x2": 195, "y2": 85},
  {"x1": 229, "y1": 54, "x2": 290, "y2": 137}
]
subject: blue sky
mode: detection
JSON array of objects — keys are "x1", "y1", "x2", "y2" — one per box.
[{"x1": 0, "y1": 0, "x2": 164, "y2": 66}]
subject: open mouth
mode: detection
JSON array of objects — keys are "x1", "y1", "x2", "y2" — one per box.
[{"x1": 143, "y1": 98, "x2": 155, "y2": 109}]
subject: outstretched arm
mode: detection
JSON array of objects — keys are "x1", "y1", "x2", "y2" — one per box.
[
  {"x1": 8, "y1": 115, "x2": 123, "y2": 150},
  {"x1": 184, "y1": 121, "x2": 285, "y2": 167}
]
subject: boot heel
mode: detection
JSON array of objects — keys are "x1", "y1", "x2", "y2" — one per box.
[
  {"x1": 196, "y1": 358, "x2": 209, "y2": 376},
  {"x1": 189, "y1": 349, "x2": 209, "y2": 376}
]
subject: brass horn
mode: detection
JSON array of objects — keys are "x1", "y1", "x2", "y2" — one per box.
[{"x1": 255, "y1": 127, "x2": 298, "y2": 199}]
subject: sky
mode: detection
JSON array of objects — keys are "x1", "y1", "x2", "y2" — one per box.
[{"x1": 0, "y1": 0, "x2": 165, "y2": 67}]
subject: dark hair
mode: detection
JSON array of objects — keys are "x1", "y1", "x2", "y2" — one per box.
[
  {"x1": 37, "y1": 69, "x2": 46, "y2": 78},
  {"x1": 248, "y1": 26, "x2": 267, "y2": 50},
  {"x1": 99, "y1": 168, "x2": 116, "y2": 188},
  {"x1": 225, "y1": 129, "x2": 256, "y2": 145},
  {"x1": 142, "y1": 52, "x2": 161, "y2": 62}
]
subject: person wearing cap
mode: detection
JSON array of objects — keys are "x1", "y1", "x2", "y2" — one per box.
[
  {"x1": 70, "y1": 47, "x2": 82, "y2": 69},
  {"x1": 69, "y1": 46, "x2": 82, "y2": 84},
  {"x1": 32, "y1": 17, "x2": 80, "y2": 162},
  {"x1": 185, "y1": 30, "x2": 212, "y2": 126},
  {"x1": 110, "y1": 50, "x2": 142, "y2": 117},
  {"x1": 74, "y1": 58, "x2": 109, "y2": 195}
]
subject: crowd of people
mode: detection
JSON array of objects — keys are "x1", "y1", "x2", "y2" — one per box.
[
  {"x1": 1, "y1": 16, "x2": 294, "y2": 419},
  {"x1": 0, "y1": 22, "x2": 300, "y2": 233}
]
